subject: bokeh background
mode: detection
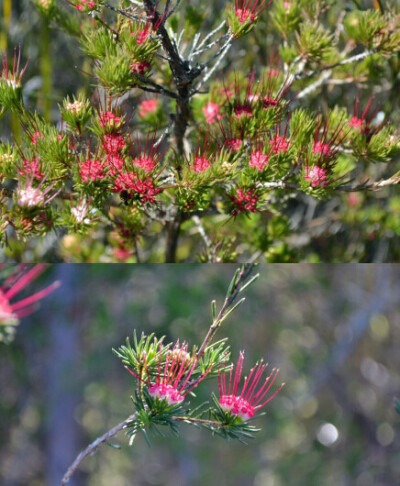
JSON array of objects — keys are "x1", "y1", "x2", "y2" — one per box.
[
  {"x1": 0, "y1": 264, "x2": 399, "y2": 486},
  {"x1": 1, "y1": 1, "x2": 400, "y2": 261}
]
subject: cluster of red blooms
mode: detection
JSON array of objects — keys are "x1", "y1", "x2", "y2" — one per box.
[
  {"x1": 76, "y1": 103, "x2": 164, "y2": 205},
  {"x1": 125, "y1": 341, "x2": 211, "y2": 405},
  {"x1": 189, "y1": 132, "x2": 215, "y2": 173},
  {"x1": 124, "y1": 343, "x2": 283, "y2": 421},
  {"x1": 73, "y1": 0, "x2": 96, "y2": 12},
  {"x1": 138, "y1": 99, "x2": 159, "y2": 118},
  {"x1": 113, "y1": 173, "x2": 161, "y2": 204},
  {"x1": 231, "y1": 188, "x2": 259, "y2": 215},
  {"x1": 80, "y1": 156, "x2": 108, "y2": 182},
  {"x1": 19, "y1": 157, "x2": 44, "y2": 180},
  {"x1": 131, "y1": 61, "x2": 151, "y2": 76}
]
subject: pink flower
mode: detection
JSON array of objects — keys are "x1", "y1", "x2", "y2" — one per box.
[
  {"x1": 348, "y1": 96, "x2": 381, "y2": 135},
  {"x1": 105, "y1": 155, "x2": 125, "y2": 176},
  {"x1": 304, "y1": 165, "x2": 328, "y2": 187},
  {"x1": 234, "y1": 104, "x2": 253, "y2": 118},
  {"x1": 99, "y1": 111, "x2": 122, "y2": 128},
  {"x1": 102, "y1": 134, "x2": 126, "y2": 155},
  {"x1": 203, "y1": 102, "x2": 223, "y2": 124},
  {"x1": 133, "y1": 156, "x2": 156, "y2": 172},
  {"x1": 225, "y1": 138, "x2": 242, "y2": 152},
  {"x1": 74, "y1": 0, "x2": 96, "y2": 12},
  {"x1": 131, "y1": 61, "x2": 151, "y2": 76},
  {"x1": 31, "y1": 131, "x2": 44, "y2": 146},
  {"x1": 71, "y1": 198, "x2": 96, "y2": 225},
  {"x1": 348, "y1": 116, "x2": 364, "y2": 129},
  {"x1": 19, "y1": 157, "x2": 44, "y2": 180},
  {"x1": 249, "y1": 150, "x2": 269, "y2": 171},
  {"x1": 270, "y1": 135, "x2": 289, "y2": 154},
  {"x1": 262, "y1": 96, "x2": 279, "y2": 108},
  {"x1": 231, "y1": 188, "x2": 259, "y2": 215},
  {"x1": 218, "y1": 351, "x2": 284, "y2": 420},
  {"x1": 138, "y1": 99, "x2": 159, "y2": 118},
  {"x1": 135, "y1": 27, "x2": 150, "y2": 45},
  {"x1": 16, "y1": 174, "x2": 61, "y2": 208},
  {"x1": 130, "y1": 131, "x2": 167, "y2": 173},
  {"x1": 283, "y1": 1, "x2": 292, "y2": 13},
  {"x1": 235, "y1": 0, "x2": 272, "y2": 23},
  {"x1": 192, "y1": 156, "x2": 210, "y2": 172},
  {"x1": 312, "y1": 116, "x2": 346, "y2": 165},
  {"x1": 0, "y1": 265, "x2": 59, "y2": 327},
  {"x1": 312, "y1": 141, "x2": 333, "y2": 157},
  {"x1": 189, "y1": 131, "x2": 215, "y2": 172},
  {"x1": 125, "y1": 341, "x2": 211, "y2": 405},
  {"x1": 131, "y1": 5, "x2": 169, "y2": 44},
  {"x1": 1, "y1": 48, "x2": 28, "y2": 89},
  {"x1": 80, "y1": 158, "x2": 107, "y2": 182},
  {"x1": 113, "y1": 246, "x2": 133, "y2": 262},
  {"x1": 113, "y1": 173, "x2": 161, "y2": 204}
]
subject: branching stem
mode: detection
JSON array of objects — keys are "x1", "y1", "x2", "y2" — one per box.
[{"x1": 193, "y1": 264, "x2": 257, "y2": 367}]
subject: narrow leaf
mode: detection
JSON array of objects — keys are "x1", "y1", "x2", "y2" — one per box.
[{"x1": 238, "y1": 273, "x2": 259, "y2": 294}]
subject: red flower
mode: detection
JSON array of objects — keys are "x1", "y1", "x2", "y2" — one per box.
[
  {"x1": 131, "y1": 61, "x2": 151, "y2": 76},
  {"x1": 235, "y1": 0, "x2": 273, "y2": 23},
  {"x1": 80, "y1": 157, "x2": 108, "y2": 182},
  {"x1": 218, "y1": 351, "x2": 284, "y2": 420},
  {"x1": 203, "y1": 101, "x2": 223, "y2": 124},
  {"x1": 102, "y1": 134, "x2": 126, "y2": 155},
  {"x1": 304, "y1": 165, "x2": 328, "y2": 187},
  {"x1": 19, "y1": 157, "x2": 44, "y2": 180},
  {"x1": 125, "y1": 341, "x2": 211, "y2": 405},
  {"x1": 189, "y1": 131, "x2": 216, "y2": 173},
  {"x1": 31, "y1": 131, "x2": 44, "y2": 146},
  {"x1": 138, "y1": 99, "x2": 159, "y2": 118},
  {"x1": 113, "y1": 173, "x2": 161, "y2": 204},
  {"x1": 225, "y1": 71, "x2": 259, "y2": 121},
  {"x1": 311, "y1": 116, "x2": 347, "y2": 166},
  {"x1": 348, "y1": 96, "x2": 383, "y2": 137},
  {"x1": 73, "y1": 0, "x2": 96, "y2": 12},
  {"x1": 1, "y1": 48, "x2": 28, "y2": 89},
  {"x1": 249, "y1": 150, "x2": 269, "y2": 171},
  {"x1": 131, "y1": 131, "x2": 168, "y2": 173},
  {"x1": 270, "y1": 135, "x2": 289, "y2": 154},
  {"x1": 231, "y1": 188, "x2": 259, "y2": 215},
  {"x1": 0, "y1": 265, "x2": 59, "y2": 326}
]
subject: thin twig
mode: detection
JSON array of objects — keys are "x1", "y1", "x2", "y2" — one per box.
[
  {"x1": 193, "y1": 264, "x2": 257, "y2": 367},
  {"x1": 294, "y1": 49, "x2": 375, "y2": 81},
  {"x1": 60, "y1": 414, "x2": 136, "y2": 485}
]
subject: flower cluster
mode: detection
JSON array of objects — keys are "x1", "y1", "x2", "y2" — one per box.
[
  {"x1": 231, "y1": 188, "x2": 259, "y2": 215},
  {"x1": 123, "y1": 338, "x2": 283, "y2": 422},
  {"x1": 125, "y1": 341, "x2": 211, "y2": 405}
]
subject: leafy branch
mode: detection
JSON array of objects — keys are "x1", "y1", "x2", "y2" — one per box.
[{"x1": 60, "y1": 264, "x2": 261, "y2": 485}]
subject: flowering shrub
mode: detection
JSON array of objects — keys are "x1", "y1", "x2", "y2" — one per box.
[{"x1": 1, "y1": 1, "x2": 400, "y2": 261}]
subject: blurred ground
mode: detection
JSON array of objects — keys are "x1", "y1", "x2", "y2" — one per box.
[{"x1": 0, "y1": 264, "x2": 399, "y2": 486}]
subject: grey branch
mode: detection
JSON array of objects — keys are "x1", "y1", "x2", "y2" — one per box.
[
  {"x1": 60, "y1": 414, "x2": 136, "y2": 486},
  {"x1": 294, "y1": 49, "x2": 375, "y2": 81},
  {"x1": 261, "y1": 175, "x2": 400, "y2": 192}
]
